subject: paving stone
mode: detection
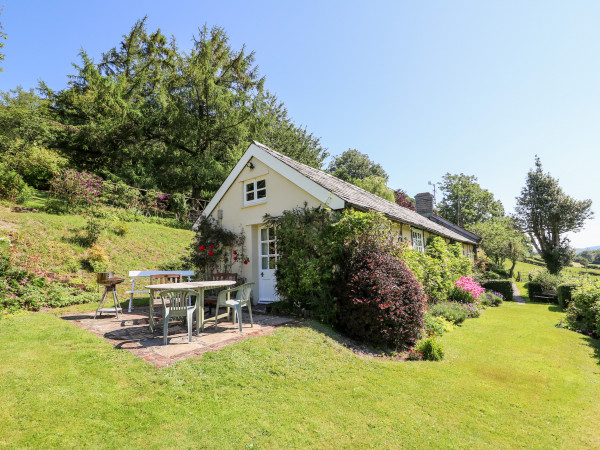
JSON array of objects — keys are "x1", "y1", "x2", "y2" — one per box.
[{"x1": 61, "y1": 307, "x2": 293, "y2": 368}]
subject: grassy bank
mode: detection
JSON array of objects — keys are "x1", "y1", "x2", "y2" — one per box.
[
  {"x1": 0, "y1": 209, "x2": 194, "y2": 289},
  {"x1": 0, "y1": 302, "x2": 598, "y2": 448}
]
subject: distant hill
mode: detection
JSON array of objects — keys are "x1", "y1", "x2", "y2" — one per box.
[{"x1": 576, "y1": 246, "x2": 600, "y2": 253}]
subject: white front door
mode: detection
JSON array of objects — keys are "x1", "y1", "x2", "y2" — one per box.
[{"x1": 258, "y1": 225, "x2": 279, "y2": 304}]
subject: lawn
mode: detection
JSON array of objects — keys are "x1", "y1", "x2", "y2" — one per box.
[{"x1": 1, "y1": 302, "x2": 599, "y2": 448}]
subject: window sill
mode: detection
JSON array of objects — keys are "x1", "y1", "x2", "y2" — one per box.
[{"x1": 243, "y1": 199, "x2": 267, "y2": 208}]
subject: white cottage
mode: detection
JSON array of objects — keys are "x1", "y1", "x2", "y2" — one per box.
[{"x1": 194, "y1": 141, "x2": 480, "y2": 304}]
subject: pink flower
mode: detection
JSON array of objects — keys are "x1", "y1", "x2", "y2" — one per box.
[
  {"x1": 209, "y1": 245, "x2": 215, "y2": 250},
  {"x1": 233, "y1": 256, "x2": 238, "y2": 261},
  {"x1": 208, "y1": 251, "x2": 214, "y2": 256},
  {"x1": 199, "y1": 245, "x2": 205, "y2": 252},
  {"x1": 243, "y1": 260, "x2": 248, "y2": 265},
  {"x1": 233, "y1": 250, "x2": 238, "y2": 255}
]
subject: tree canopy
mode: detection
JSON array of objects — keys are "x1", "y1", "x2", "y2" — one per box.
[
  {"x1": 513, "y1": 157, "x2": 593, "y2": 274},
  {"x1": 327, "y1": 148, "x2": 388, "y2": 182},
  {"x1": 470, "y1": 217, "x2": 530, "y2": 277},
  {"x1": 0, "y1": 8, "x2": 6, "y2": 72},
  {"x1": 40, "y1": 18, "x2": 327, "y2": 199},
  {"x1": 437, "y1": 173, "x2": 504, "y2": 228}
]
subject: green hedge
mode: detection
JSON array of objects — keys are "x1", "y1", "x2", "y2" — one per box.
[
  {"x1": 481, "y1": 280, "x2": 513, "y2": 301},
  {"x1": 557, "y1": 283, "x2": 578, "y2": 309},
  {"x1": 527, "y1": 282, "x2": 543, "y2": 300}
]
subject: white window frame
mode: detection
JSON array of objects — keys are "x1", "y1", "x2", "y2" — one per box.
[
  {"x1": 243, "y1": 178, "x2": 267, "y2": 206},
  {"x1": 411, "y1": 228, "x2": 425, "y2": 253}
]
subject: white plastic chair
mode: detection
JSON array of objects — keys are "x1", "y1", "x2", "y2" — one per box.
[{"x1": 214, "y1": 283, "x2": 255, "y2": 333}]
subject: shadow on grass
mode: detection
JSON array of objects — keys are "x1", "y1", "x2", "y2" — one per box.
[{"x1": 581, "y1": 335, "x2": 600, "y2": 366}]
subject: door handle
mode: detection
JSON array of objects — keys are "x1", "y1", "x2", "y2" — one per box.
[{"x1": 261, "y1": 272, "x2": 264, "y2": 277}]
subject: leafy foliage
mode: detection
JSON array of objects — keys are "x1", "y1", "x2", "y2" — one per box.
[
  {"x1": 50, "y1": 168, "x2": 103, "y2": 211},
  {"x1": 428, "y1": 302, "x2": 467, "y2": 324},
  {"x1": 470, "y1": 217, "x2": 530, "y2": 277},
  {"x1": 412, "y1": 337, "x2": 445, "y2": 361},
  {"x1": 513, "y1": 157, "x2": 593, "y2": 274},
  {"x1": 41, "y1": 19, "x2": 326, "y2": 200},
  {"x1": 185, "y1": 216, "x2": 247, "y2": 280},
  {"x1": 394, "y1": 189, "x2": 415, "y2": 210},
  {"x1": 437, "y1": 173, "x2": 504, "y2": 227},
  {"x1": 339, "y1": 241, "x2": 426, "y2": 350},
  {"x1": 0, "y1": 254, "x2": 96, "y2": 313},
  {"x1": 564, "y1": 279, "x2": 600, "y2": 337},
  {"x1": 327, "y1": 148, "x2": 388, "y2": 182},
  {"x1": 0, "y1": 165, "x2": 34, "y2": 204},
  {"x1": 481, "y1": 280, "x2": 513, "y2": 301},
  {"x1": 86, "y1": 244, "x2": 109, "y2": 272},
  {"x1": 402, "y1": 236, "x2": 473, "y2": 303},
  {"x1": 351, "y1": 175, "x2": 395, "y2": 201}
]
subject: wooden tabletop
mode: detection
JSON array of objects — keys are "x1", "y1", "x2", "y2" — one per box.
[{"x1": 145, "y1": 280, "x2": 236, "y2": 290}]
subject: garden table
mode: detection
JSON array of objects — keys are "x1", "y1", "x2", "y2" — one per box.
[{"x1": 145, "y1": 280, "x2": 236, "y2": 334}]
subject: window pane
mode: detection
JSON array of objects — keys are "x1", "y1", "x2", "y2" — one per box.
[
  {"x1": 262, "y1": 257, "x2": 269, "y2": 270},
  {"x1": 257, "y1": 189, "x2": 266, "y2": 199},
  {"x1": 261, "y1": 228, "x2": 267, "y2": 241},
  {"x1": 268, "y1": 227, "x2": 275, "y2": 240},
  {"x1": 246, "y1": 182, "x2": 254, "y2": 192},
  {"x1": 246, "y1": 192, "x2": 254, "y2": 201},
  {"x1": 269, "y1": 241, "x2": 276, "y2": 255},
  {"x1": 257, "y1": 179, "x2": 266, "y2": 189},
  {"x1": 261, "y1": 243, "x2": 268, "y2": 255},
  {"x1": 269, "y1": 257, "x2": 276, "y2": 269}
]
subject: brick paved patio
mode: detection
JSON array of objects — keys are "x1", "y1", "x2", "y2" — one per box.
[{"x1": 62, "y1": 306, "x2": 294, "y2": 368}]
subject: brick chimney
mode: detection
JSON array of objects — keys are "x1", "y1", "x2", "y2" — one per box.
[{"x1": 415, "y1": 192, "x2": 434, "y2": 217}]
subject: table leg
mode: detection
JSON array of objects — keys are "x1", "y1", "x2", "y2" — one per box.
[
  {"x1": 149, "y1": 289, "x2": 155, "y2": 332},
  {"x1": 197, "y1": 289, "x2": 205, "y2": 334},
  {"x1": 111, "y1": 287, "x2": 120, "y2": 319}
]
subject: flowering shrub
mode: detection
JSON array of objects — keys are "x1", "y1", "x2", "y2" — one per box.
[
  {"x1": 50, "y1": 168, "x2": 103, "y2": 209},
  {"x1": 338, "y1": 241, "x2": 426, "y2": 350},
  {"x1": 455, "y1": 277, "x2": 484, "y2": 300},
  {"x1": 479, "y1": 291, "x2": 504, "y2": 307},
  {"x1": 424, "y1": 312, "x2": 454, "y2": 337},
  {"x1": 185, "y1": 216, "x2": 247, "y2": 279}
]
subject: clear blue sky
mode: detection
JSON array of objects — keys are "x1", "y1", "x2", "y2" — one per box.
[{"x1": 1, "y1": 0, "x2": 598, "y2": 247}]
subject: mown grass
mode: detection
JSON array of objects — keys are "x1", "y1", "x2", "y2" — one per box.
[
  {"x1": 0, "y1": 302, "x2": 599, "y2": 448},
  {"x1": 0, "y1": 210, "x2": 194, "y2": 293}
]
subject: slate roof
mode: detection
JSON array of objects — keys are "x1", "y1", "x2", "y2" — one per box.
[{"x1": 252, "y1": 141, "x2": 480, "y2": 245}]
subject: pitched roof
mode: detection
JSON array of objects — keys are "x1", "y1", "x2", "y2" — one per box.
[{"x1": 252, "y1": 141, "x2": 479, "y2": 245}]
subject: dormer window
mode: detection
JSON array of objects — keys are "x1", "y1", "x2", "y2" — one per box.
[{"x1": 244, "y1": 178, "x2": 266, "y2": 206}]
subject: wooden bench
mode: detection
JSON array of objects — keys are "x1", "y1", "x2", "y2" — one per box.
[
  {"x1": 126, "y1": 270, "x2": 194, "y2": 312},
  {"x1": 533, "y1": 289, "x2": 558, "y2": 303}
]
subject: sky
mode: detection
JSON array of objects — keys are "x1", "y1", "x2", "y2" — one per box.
[{"x1": 1, "y1": 0, "x2": 599, "y2": 247}]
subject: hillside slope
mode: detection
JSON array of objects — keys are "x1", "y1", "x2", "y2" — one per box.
[{"x1": 0, "y1": 208, "x2": 195, "y2": 291}]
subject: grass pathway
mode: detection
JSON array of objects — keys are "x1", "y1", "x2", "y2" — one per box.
[{"x1": 0, "y1": 302, "x2": 599, "y2": 448}]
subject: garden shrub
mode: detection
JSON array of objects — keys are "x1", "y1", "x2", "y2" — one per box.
[
  {"x1": 409, "y1": 337, "x2": 445, "y2": 361},
  {"x1": 565, "y1": 280, "x2": 600, "y2": 336},
  {"x1": 101, "y1": 181, "x2": 140, "y2": 209},
  {"x1": 50, "y1": 168, "x2": 103, "y2": 211},
  {"x1": 532, "y1": 270, "x2": 562, "y2": 291},
  {"x1": 0, "y1": 164, "x2": 34, "y2": 204},
  {"x1": 527, "y1": 282, "x2": 544, "y2": 301},
  {"x1": 428, "y1": 302, "x2": 467, "y2": 325},
  {"x1": 112, "y1": 221, "x2": 130, "y2": 237},
  {"x1": 84, "y1": 215, "x2": 104, "y2": 246},
  {"x1": 338, "y1": 241, "x2": 425, "y2": 350},
  {"x1": 424, "y1": 312, "x2": 454, "y2": 338},
  {"x1": 557, "y1": 283, "x2": 578, "y2": 309},
  {"x1": 402, "y1": 237, "x2": 473, "y2": 303},
  {"x1": 86, "y1": 244, "x2": 109, "y2": 273},
  {"x1": 185, "y1": 216, "x2": 248, "y2": 280},
  {"x1": 481, "y1": 280, "x2": 513, "y2": 301},
  {"x1": 448, "y1": 285, "x2": 475, "y2": 303},
  {"x1": 479, "y1": 291, "x2": 504, "y2": 306}
]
